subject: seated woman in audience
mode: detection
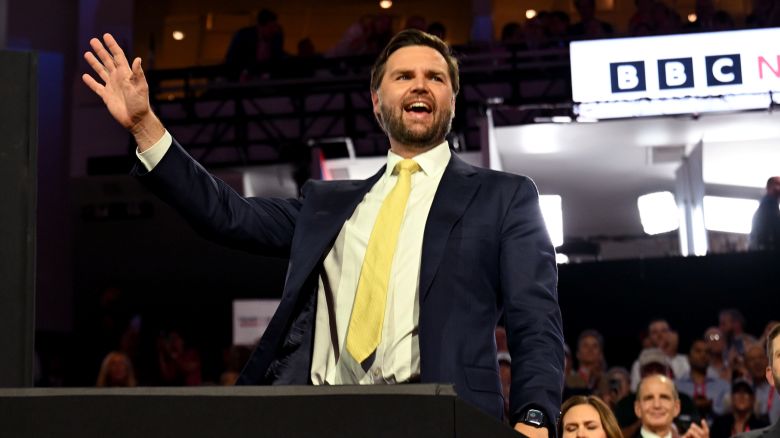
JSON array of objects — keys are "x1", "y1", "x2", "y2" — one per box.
[
  {"x1": 560, "y1": 395, "x2": 624, "y2": 438},
  {"x1": 96, "y1": 351, "x2": 136, "y2": 387}
]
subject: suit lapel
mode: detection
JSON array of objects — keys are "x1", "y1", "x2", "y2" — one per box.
[
  {"x1": 285, "y1": 168, "x2": 385, "y2": 299},
  {"x1": 419, "y1": 154, "x2": 480, "y2": 301}
]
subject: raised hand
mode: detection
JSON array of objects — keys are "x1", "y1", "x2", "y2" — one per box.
[{"x1": 82, "y1": 33, "x2": 164, "y2": 151}]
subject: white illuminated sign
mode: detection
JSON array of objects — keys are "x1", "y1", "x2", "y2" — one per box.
[{"x1": 570, "y1": 28, "x2": 780, "y2": 118}]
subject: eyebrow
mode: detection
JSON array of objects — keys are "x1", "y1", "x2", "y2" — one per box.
[{"x1": 388, "y1": 68, "x2": 448, "y2": 77}]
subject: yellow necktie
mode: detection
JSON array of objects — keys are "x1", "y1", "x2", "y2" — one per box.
[{"x1": 346, "y1": 159, "x2": 421, "y2": 364}]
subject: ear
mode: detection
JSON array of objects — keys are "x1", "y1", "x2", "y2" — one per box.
[
  {"x1": 672, "y1": 399, "x2": 681, "y2": 418},
  {"x1": 371, "y1": 90, "x2": 380, "y2": 114},
  {"x1": 768, "y1": 366, "x2": 776, "y2": 388},
  {"x1": 634, "y1": 399, "x2": 641, "y2": 419}
]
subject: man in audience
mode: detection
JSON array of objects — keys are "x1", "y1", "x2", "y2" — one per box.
[
  {"x1": 734, "y1": 324, "x2": 780, "y2": 438},
  {"x1": 746, "y1": 343, "x2": 775, "y2": 420},
  {"x1": 705, "y1": 327, "x2": 732, "y2": 381},
  {"x1": 632, "y1": 320, "x2": 690, "y2": 391},
  {"x1": 569, "y1": 0, "x2": 614, "y2": 39},
  {"x1": 598, "y1": 366, "x2": 632, "y2": 410},
  {"x1": 634, "y1": 374, "x2": 709, "y2": 438},
  {"x1": 676, "y1": 339, "x2": 730, "y2": 420},
  {"x1": 720, "y1": 309, "x2": 756, "y2": 359},
  {"x1": 749, "y1": 177, "x2": 780, "y2": 251},
  {"x1": 617, "y1": 348, "x2": 698, "y2": 438},
  {"x1": 711, "y1": 379, "x2": 769, "y2": 438}
]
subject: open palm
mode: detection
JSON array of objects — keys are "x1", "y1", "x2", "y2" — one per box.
[{"x1": 82, "y1": 33, "x2": 150, "y2": 131}]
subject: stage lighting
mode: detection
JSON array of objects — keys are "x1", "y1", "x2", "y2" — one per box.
[
  {"x1": 638, "y1": 191, "x2": 679, "y2": 235},
  {"x1": 703, "y1": 196, "x2": 758, "y2": 234}
]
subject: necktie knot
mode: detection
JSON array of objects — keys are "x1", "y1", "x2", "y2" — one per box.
[{"x1": 394, "y1": 159, "x2": 421, "y2": 175}]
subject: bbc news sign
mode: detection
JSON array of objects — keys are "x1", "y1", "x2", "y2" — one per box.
[{"x1": 570, "y1": 28, "x2": 780, "y2": 104}]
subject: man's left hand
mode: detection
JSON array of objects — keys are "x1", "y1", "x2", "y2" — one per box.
[{"x1": 514, "y1": 423, "x2": 549, "y2": 438}]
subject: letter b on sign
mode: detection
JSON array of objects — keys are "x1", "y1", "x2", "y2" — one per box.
[
  {"x1": 706, "y1": 54, "x2": 742, "y2": 86},
  {"x1": 658, "y1": 58, "x2": 694, "y2": 89},
  {"x1": 610, "y1": 61, "x2": 646, "y2": 93}
]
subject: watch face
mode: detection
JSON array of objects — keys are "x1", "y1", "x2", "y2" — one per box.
[{"x1": 525, "y1": 409, "x2": 545, "y2": 427}]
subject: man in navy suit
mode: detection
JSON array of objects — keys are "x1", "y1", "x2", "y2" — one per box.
[{"x1": 83, "y1": 29, "x2": 564, "y2": 436}]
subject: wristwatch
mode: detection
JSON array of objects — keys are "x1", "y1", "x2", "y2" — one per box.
[{"x1": 519, "y1": 409, "x2": 547, "y2": 428}]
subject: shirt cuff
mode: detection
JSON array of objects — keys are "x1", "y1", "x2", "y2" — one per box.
[{"x1": 136, "y1": 130, "x2": 172, "y2": 171}]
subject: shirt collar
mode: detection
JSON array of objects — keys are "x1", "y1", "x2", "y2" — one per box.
[
  {"x1": 385, "y1": 141, "x2": 451, "y2": 179},
  {"x1": 640, "y1": 427, "x2": 672, "y2": 438}
]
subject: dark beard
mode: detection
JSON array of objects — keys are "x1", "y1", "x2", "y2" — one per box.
[{"x1": 377, "y1": 101, "x2": 452, "y2": 149}]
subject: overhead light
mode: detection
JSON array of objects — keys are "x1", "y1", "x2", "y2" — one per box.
[
  {"x1": 638, "y1": 191, "x2": 679, "y2": 235},
  {"x1": 703, "y1": 196, "x2": 759, "y2": 234},
  {"x1": 539, "y1": 195, "x2": 564, "y2": 247},
  {"x1": 172, "y1": 31, "x2": 185, "y2": 41},
  {"x1": 526, "y1": 9, "x2": 537, "y2": 20},
  {"x1": 555, "y1": 253, "x2": 569, "y2": 264},
  {"x1": 379, "y1": 0, "x2": 392, "y2": 8},
  {"x1": 688, "y1": 13, "x2": 697, "y2": 23}
]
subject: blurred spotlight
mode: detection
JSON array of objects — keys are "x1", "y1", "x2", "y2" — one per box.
[
  {"x1": 688, "y1": 13, "x2": 697, "y2": 23},
  {"x1": 526, "y1": 9, "x2": 538, "y2": 20},
  {"x1": 379, "y1": 0, "x2": 392, "y2": 9},
  {"x1": 555, "y1": 253, "x2": 570, "y2": 264},
  {"x1": 703, "y1": 196, "x2": 758, "y2": 234},
  {"x1": 172, "y1": 31, "x2": 185, "y2": 41},
  {"x1": 638, "y1": 191, "x2": 679, "y2": 235}
]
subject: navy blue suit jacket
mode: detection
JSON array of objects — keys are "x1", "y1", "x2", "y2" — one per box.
[{"x1": 136, "y1": 140, "x2": 564, "y2": 425}]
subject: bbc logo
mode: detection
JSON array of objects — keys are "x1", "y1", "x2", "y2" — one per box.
[{"x1": 610, "y1": 55, "x2": 742, "y2": 93}]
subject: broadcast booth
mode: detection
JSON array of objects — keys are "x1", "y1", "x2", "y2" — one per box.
[{"x1": 483, "y1": 28, "x2": 780, "y2": 260}]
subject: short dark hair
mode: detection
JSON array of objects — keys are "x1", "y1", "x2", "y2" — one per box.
[
  {"x1": 256, "y1": 9, "x2": 277, "y2": 26},
  {"x1": 720, "y1": 308, "x2": 745, "y2": 327},
  {"x1": 578, "y1": 329, "x2": 604, "y2": 351},
  {"x1": 370, "y1": 29, "x2": 459, "y2": 96},
  {"x1": 768, "y1": 323, "x2": 780, "y2": 366}
]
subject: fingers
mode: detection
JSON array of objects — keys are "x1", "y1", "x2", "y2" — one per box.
[
  {"x1": 103, "y1": 33, "x2": 129, "y2": 69},
  {"x1": 131, "y1": 57, "x2": 145, "y2": 80},
  {"x1": 682, "y1": 421, "x2": 709, "y2": 438},
  {"x1": 89, "y1": 37, "x2": 115, "y2": 73},
  {"x1": 81, "y1": 73, "x2": 104, "y2": 97},
  {"x1": 83, "y1": 51, "x2": 110, "y2": 82}
]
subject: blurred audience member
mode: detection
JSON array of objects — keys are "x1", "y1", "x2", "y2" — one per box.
[
  {"x1": 746, "y1": 0, "x2": 780, "y2": 28},
  {"x1": 687, "y1": 0, "x2": 717, "y2": 31},
  {"x1": 711, "y1": 379, "x2": 769, "y2": 438},
  {"x1": 328, "y1": 15, "x2": 379, "y2": 57},
  {"x1": 547, "y1": 11, "x2": 571, "y2": 47},
  {"x1": 706, "y1": 327, "x2": 732, "y2": 381},
  {"x1": 749, "y1": 177, "x2": 780, "y2": 251},
  {"x1": 629, "y1": 0, "x2": 657, "y2": 35},
  {"x1": 96, "y1": 351, "x2": 137, "y2": 387},
  {"x1": 635, "y1": 374, "x2": 709, "y2": 438},
  {"x1": 501, "y1": 22, "x2": 525, "y2": 45},
  {"x1": 568, "y1": 329, "x2": 607, "y2": 391},
  {"x1": 632, "y1": 320, "x2": 690, "y2": 391},
  {"x1": 763, "y1": 324, "x2": 780, "y2": 424},
  {"x1": 219, "y1": 345, "x2": 251, "y2": 386},
  {"x1": 427, "y1": 22, "x2": 447, "y2": 41},
  {"x1": 523, "y1": 16, "x2": 548, "y2": 50},
  {"x1": 404, "y1": 15, "x2": 426, "y2": 31},
  {"x1": 651, "y1": 2, "x2": 682, "y2": 34},
  {"x1": 156, "y1": 329, "x2": 202, "y2": 386},
  {"x1": 720, "y1": 309, "x2": 756, "y2": 360},
  {"x1": 676, "y1": 339, "x2": 730, "y2": 420},
  {"x1": 569, "y1": 0, "x2": 614, "y2": 39},
  {"x1": 560, "y1": 395, "x2": 624, "y2": 438},
  {"x1": 598, "y1": 367, "x2": 632, "y2": 410},
  {"x1": 224, "y1": 9, "x2": 286, "y2": 80},
  {"x1": 711, "y1": 10, "x2": 735, "y2": 31}
]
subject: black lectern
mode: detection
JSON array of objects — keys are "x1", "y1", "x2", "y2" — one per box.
[{"x1": 0, "y1": 384, "x2": 521, "y2": 437}]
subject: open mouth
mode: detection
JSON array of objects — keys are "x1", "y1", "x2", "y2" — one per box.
[{"x1": 404, "y1": 101, "x2": 433, "y2": 113}]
